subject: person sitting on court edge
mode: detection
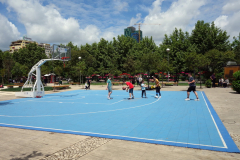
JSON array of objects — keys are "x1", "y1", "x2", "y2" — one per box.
[{"x1": 185, "y1": 73, "x2": 199, "y2": 101}]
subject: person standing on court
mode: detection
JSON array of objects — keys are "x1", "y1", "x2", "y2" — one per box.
[
  {"x1": 87, "y1": 76, "x2": 91, "y2": 89},
  {"x1": 106, "y1": 77, "x2": 112, "y2": 100},
  {"x1": 137, "y1": 76, "x2": 139, "y2": 86},
  {"x1": 153, "y1": 76, "x2": 161, "y2": 98},
  {"x1": 185, "y1": 73, "x2": 199, "y2": 101},
  {"x1": 125, "y1": 81, "x2": 134, "y2": 99},
  {"x1": 141, "y1": 80, "x2": 147, "y2": 98},
  {"x1": 139, "y1": 76, "x2": 142, "y2": 86},
  {"x1": 210, "y1": 73, "x2": 216, "y2": 88}
]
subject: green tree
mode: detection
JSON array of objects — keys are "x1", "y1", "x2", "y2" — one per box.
[
  {"x1": 53, "y1": 66, "x2": 63, "y2": 77},
  {"x1": 157, "y1": 58, "x2": 171, "y2": 87},
  {"x1": 161, "y1": 28, "x2": 194, "y2": 78},
  {"x1": 41, "y1": 65, "x2": 51, "y2": 75},
  {"x1": 66, "y1": 41, "x2": 79, "y2": 51},
  {"x1": 205, "y1": 49, "x2": 235, "y2": 74},
  {"x1": 11, "y1": 62, "x2": 23, "y2": 80},
  {"x1": 73, "y1": 61, "x2": 86, "y2": 83},
  {"x1": 0, "y1": 69, "x2": 6, "y2": 84},
  {"x1": 2, "y1": 51, "x2": 15, "y2": 80},
  {"x1": 13, "y1": 43, "x2": 47, "y2": 69},
  {"x1": 190, "y1": 20, "x2": 230, "y2": 54},
  {"x1": 141, "y1": 50, "x2": 159, "y2": 88},
  {"x1": 21, "y1": 65, "x2": 29, "y2": 77},
  {"x1": 231, "y1": 33, "x2": 240, "y2": 64}
]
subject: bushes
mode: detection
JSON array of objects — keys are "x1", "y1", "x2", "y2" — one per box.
[
  {"x1": 180, "y1": 76, "x2": 187, "y2": 81},
  {"x1": 205, "y1": 79, "x2": 212, "y2": 88},
  {"x1": 232, "y1": 71, "x2": 240, "y2": 93}
]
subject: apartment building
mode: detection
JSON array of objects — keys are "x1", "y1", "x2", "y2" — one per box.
[
  {"x1": 38, "y1": 43, "x2": 51, "y2": 57},
  {"x1": 9, "y1": 38, "x2": 51, "y2": 57},
  {"x1": 9, "y1": 39, "x2": 35, "y2": 53}
]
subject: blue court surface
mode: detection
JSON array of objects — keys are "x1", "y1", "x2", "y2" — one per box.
[{"x1": 0, "y1": 90, "x2": 239, "y2": 152}]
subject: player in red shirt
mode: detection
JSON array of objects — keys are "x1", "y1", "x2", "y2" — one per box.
[{"x1": 125, "y1": 82, "x2": 134, "y2": 99}]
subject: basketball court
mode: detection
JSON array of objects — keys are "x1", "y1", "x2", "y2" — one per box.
[{"x1": 0, "y1": 90, "x2": 239, "y2": 153}]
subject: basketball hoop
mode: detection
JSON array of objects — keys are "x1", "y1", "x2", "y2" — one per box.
[{"x1": 61, "y1": 57, "x2": 69, "y2": 68}]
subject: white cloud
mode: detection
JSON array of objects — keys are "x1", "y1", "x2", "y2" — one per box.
[
  {"x1": 214, "y1": 15, "x2": 228, "y2": 29},
  {"x1": 222, "y1": 0, "x2": 240, "y2": 14},
  {"x1": 214, "y1": 1, "x2": 240, "y2": 40},
  {"x1": 129, "y1": 13, "x2": 142, "y2": 26},
  {"x1": 113, "y1": 0, "x2": 128, "y2": 12},
  {"x1": 3, "y1": 0, "x2": 117, "y2": 46},
  {"x1": 0, "y1": 14, "x2": 20, "y2": 51},
  {"x1": 141, "y1": 0, "x2": 206, "y2": 44}
]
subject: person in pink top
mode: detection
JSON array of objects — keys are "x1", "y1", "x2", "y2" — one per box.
[{"x1": 125, "y1": 81, "x2": 134, "y2": 99}]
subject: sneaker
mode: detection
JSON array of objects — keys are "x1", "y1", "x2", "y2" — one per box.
[
  {"x1": 107, "y1": 97, "x2": 110, "y2": 100},
  {"x1": 159, "y1": 96, "x2": 161, "y2": 99},
  {"x1": 185, "y1": 98, "x2": 190, "y2": 101},
  {"x1": 155, "y1": 96, "x2": 158, "y2": 98},
  {"x1": 195, "y1": 98, "x2": 200, "y2": 101},
  {"x1": 132, "y1": 97, "x2": 134, "y2": 99}
]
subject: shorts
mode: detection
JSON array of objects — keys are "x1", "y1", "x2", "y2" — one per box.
[
  {"x1": 108, "y1": 87, "x2": 112, "y2": 93},
  {"x1": 187, "y1": 86, "x2": 196, "y2": 92},
  {"x1": 129, "y1": 88, "x2": 133, "y2": 94}
]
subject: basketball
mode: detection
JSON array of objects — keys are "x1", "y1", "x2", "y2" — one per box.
[{"x1": 122, "y1": 87, "x2": 126, "y2": 90}]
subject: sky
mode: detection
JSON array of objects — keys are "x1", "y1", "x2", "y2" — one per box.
[{"x1": 0, "y1": 0, "x2": 240, "y2": 51}]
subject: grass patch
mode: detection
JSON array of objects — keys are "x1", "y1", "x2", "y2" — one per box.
[
  {"x1": 91, "y1": 82, "x2": 106, "y2": 85},
  {"x1": 176, "y1": 83, "x2": 201, "y2": 86},
  {"x1": 0, "y1": 87, "x2": 54, "y2": 92}
]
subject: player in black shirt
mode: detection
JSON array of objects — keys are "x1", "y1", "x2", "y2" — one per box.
[{"x1": 185, "y1": 73, "x2": 199, "y2": 101}]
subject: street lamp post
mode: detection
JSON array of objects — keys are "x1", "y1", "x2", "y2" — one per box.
[
  {"x1": 78, "y1": 57, "x2": 81, "y2": 87},
  {"x1": 166, "y1": 48, "x2": 170, "y2": 82}
]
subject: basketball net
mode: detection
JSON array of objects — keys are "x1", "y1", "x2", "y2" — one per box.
[{"x1": 61, "y1": 57, "x2": 69, "y2": 68}]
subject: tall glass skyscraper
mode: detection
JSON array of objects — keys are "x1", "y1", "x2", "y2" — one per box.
[{"x1": 124, "y1": 27, "x2": 142, "y2": 42}]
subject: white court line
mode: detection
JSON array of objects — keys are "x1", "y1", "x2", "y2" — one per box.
[
  {"x1": 0, "y1": 98, "x2": 160, "y2": 117},
  {"x1": 201, "y1": 91, "x2": 227, "y2": 148},
  {"x1": 0, "y1": 122, "x2": 226, "y2": 149},
  {"x1": 22, "y1": 100, "x2": 124, "y2": 105}
]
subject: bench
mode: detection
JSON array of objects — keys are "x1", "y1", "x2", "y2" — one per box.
[
  {"x1": 52, "y1": 85, "x2": 70, "y2": 90},
  {"x1": 7, "y1": 85, "x2": 23, "y2": 88},
  {"x1": 215, "y1": 83, "x2": 231, "y2": 87}
]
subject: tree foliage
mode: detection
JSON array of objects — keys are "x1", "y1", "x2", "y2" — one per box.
[
  {"x1": 0, "y1": 20, "x2": 238, "y2": 84},
  {"x1": 190, "y1": 20, "x2": 230, "y2": 54}
]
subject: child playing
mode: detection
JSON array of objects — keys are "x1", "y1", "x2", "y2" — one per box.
[
  {"x1": 141, "y1": 80, "x2": 147, "y2": 98},
  {"x1": 85, "y1": 81, "x2": 88, "y2": 90}
]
